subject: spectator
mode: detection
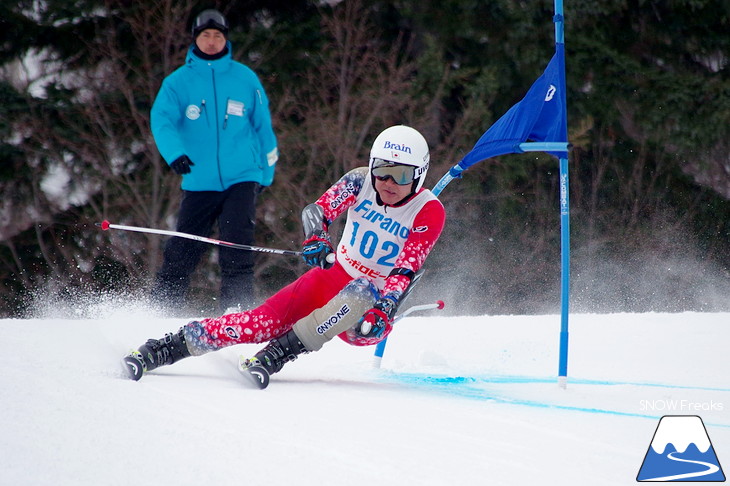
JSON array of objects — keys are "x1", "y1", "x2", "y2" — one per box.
[{"x1": 149, "y1": 9, "x2": 278, "y2": 313}]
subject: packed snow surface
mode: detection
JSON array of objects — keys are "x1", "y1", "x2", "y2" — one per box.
[{"x1": 1, "y1": 305, "x2": 728, "y2": 486}]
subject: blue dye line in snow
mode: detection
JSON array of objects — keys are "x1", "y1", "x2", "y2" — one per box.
[
  {"x1": 377, "y1": 372, "x2": 730, "y2": 428},
  {"x1": 481, "y1": 375, "x2": 730, "y2": 393},
  {"x1": 383, "y1": 372, "x2": 730, "y2": 393}
]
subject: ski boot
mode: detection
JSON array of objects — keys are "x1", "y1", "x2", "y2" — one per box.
[
  {"x1": 123, "y1": 329, "x2": 191, "y2": 381},
  {"x1": 238, "y1": 330, "x2": 308, "y2": 389}
]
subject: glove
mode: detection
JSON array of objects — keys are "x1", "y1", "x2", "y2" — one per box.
[
  {"x1": 356, "y1": 295, "x2": 399, "y2": 338},
  {"x1": 302, "y1": 230, "x2": 334, "y2": 269},
  {"x1": 170, "y1": 155, "x2": 194, "y2": 175}
]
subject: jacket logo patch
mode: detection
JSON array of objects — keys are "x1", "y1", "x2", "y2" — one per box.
[{"x1": 186, "y1": 105, "x2": 201, "y2": 120}]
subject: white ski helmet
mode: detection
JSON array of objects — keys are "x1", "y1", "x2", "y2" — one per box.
[{"x1": 369, "y1": 125, "x2": 430, "y2": 192}]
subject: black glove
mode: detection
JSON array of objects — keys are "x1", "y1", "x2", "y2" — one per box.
[
  {"x1": 356, "y1": 295, "x2": 399, "y2": 338},
  {"x1": 170, "y1": 155, "x2": 194, "y2": 175},
  {"x1": 302, "y1": 229, "x2": 334, "y2": 269}
]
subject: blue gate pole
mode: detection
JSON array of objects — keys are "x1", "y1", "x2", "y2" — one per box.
[
  {"x1": 558, "y1": 155, "x2": 570, "y2": 389},
  {"x1": 554, "y1": 0, "x2": 570, "y2": 389}
]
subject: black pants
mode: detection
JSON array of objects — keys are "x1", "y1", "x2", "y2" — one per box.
[{"x1": 151, "y1": 182, "x2": 259, "y2": 312}]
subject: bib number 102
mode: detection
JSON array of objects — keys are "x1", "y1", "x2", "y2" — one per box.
[{"x1": 349, "y1": 222, "x2": 399, "y2": 266}]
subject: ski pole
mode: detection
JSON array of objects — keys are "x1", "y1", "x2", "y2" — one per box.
[
  {"x1": 392, "y1": 301, "x2": 445, "y2": 323},
  {"x1": 97, "y1": 220, "x2": 309, "y2": 258},
  {"x1": 373, "y1": 300, "x2": 445, "y2": 369}
]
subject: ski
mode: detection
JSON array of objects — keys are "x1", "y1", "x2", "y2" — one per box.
[{"x1": 237, "y1": 356, "x2": 270, "y2": 389}]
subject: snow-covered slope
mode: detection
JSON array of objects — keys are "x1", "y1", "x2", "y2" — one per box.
[{"x1": 1, "y1": 305, "x2": 728, "y2": 486}]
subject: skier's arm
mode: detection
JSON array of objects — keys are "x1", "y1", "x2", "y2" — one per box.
[
  {"x1": 313, "y1": 167, "x2": 367, "y2": 224},
  {"x1": 301, "y1": 203, "x2": 334, "y2": 269},
  {"x1": 301, "y1": 167, "x2": 366, "y2": 269},
  {"x1": 383, "y1": 198, "x2": 446, "y2": 295}
]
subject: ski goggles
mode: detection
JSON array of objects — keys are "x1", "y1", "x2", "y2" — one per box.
[
  {"x1": 193, "y1": 11, "x2": 228, "y2": 35},
  {"x1": 371, "y1": 159, "x2": 417, "y2": 185}
]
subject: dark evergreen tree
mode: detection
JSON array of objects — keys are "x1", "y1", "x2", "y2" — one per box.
[{"x1": 0, "y1": 0, "x2": 728, "y2": 316}]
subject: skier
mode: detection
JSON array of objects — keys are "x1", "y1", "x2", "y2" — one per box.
[{"x1": 124, "y1": 125, "x2": 445, "y2": 387}]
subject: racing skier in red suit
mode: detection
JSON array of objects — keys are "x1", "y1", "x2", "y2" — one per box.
[{"x1": 123, "y1": 125, "x2": 446, "y2": 382}]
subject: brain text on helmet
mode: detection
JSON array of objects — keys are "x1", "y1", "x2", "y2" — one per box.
[{"x1": 383, "y1": 141, "x2": 412, "y2": 154}]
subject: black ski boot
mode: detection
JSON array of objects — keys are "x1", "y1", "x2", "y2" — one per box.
[
  {"x1": 123, "y1": 329, "x2": 191, "y2": 381},
  {"x1": 239, "y1": 330, "x2": 308, "y2": 389},
  {"x1": 253, "y1": 329, "x2": 309, "y2": 374}
]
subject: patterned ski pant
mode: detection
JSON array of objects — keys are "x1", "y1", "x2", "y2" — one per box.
[{"x1": 181, "y1": 263, "x2": 389, "y2": 355}]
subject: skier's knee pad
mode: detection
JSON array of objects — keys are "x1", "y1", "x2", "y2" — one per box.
[{"x1": 292, "y1": 277, "x2": 378, "y2": 352}]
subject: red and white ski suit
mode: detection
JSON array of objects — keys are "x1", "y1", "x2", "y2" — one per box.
[{"x1": 185, "y1": 167, "x2": 445, "y2": 352}]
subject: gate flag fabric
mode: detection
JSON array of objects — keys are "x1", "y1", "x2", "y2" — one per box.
[{"x1": 458, "y1": 44, "x2": 568, "y2": 169}]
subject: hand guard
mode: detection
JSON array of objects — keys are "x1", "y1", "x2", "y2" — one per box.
[
  {"x1": 356, "y1": 295, "x2": 398, "y2": 338},
  {"x1": 170, "y1": 155, "x2": 194, "y2": 175},
  {"x1": 301, "y1": 230, "x2": 334, "y2": 269}
]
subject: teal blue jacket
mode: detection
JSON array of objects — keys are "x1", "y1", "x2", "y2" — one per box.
[{"x1": 151, "y1": 43, "x2": 278, "y2": 191}]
